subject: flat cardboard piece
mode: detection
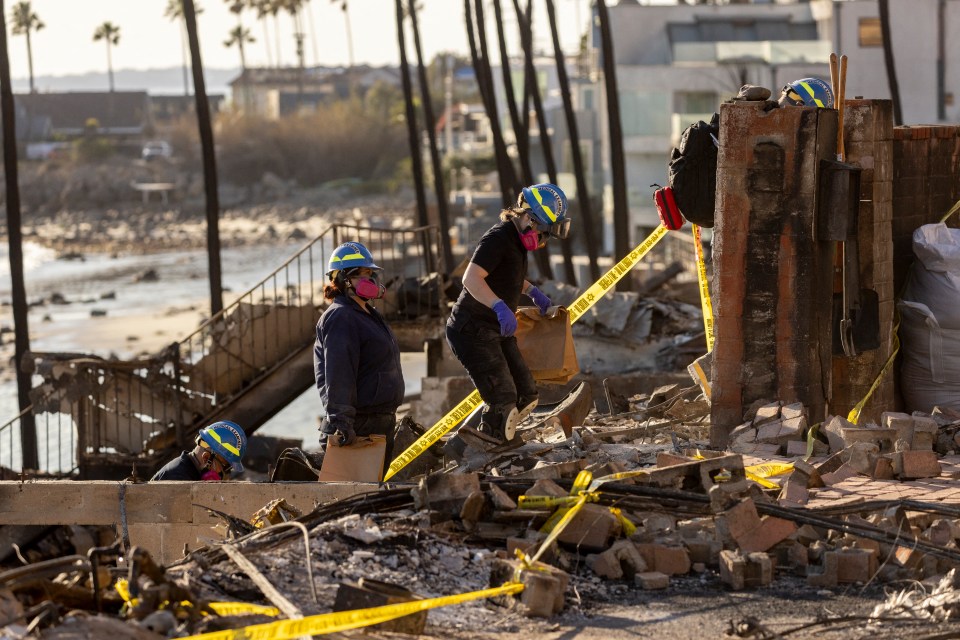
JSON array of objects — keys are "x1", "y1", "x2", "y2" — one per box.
[
  {"x1": 515, "y1": 306, "x2": 579, "y2": 384},
  {"x1": 319, "y1": 434, "x2": 386, "y2": 483}
]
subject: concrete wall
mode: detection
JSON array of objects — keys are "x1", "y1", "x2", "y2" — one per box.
[{"x1": 0, "y1": 481, "x2": 377, "y2": 565}]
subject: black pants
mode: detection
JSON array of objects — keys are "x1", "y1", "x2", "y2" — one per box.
[
  {"x1": 445, "y1": 317, "x2": 538, "y2": 429},
  {"x1": 319, "y1": 413, "x2": 396, "y2": 478}
]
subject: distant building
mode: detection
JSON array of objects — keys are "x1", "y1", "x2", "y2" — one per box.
[
  {"x1": 228, "y1": 65, "x2": 401, "y2": 119},
  {"x1": 15, "y1": 91, "x2": 153, "y2": 139},
  {"x1": 586, "y1": 0, "x2": 959, "y2": 244},
  {"x1": 150, "y1": 94, "x2": 226, "y2": 125}
]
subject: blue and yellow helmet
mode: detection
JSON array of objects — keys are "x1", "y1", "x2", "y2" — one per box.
[
  {"x1": 518, "y1": 183, "x2": 571, "y2": 239},
  {"x1": 326, "y1": 242, "x2": 381, "y2": 278},
  {"x1": 780, "y1": 77, "x2": 834, "y2": 109},
  {"x1": 197, "y1": 420, "x2": 247, "y2": 473}
]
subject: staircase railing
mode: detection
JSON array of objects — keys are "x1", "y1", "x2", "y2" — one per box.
[{"x1": 0, "y1": 223, "x2": 445, "y2": 477}]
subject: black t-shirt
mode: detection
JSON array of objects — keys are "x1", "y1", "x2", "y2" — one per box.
[{"x1": 449, "y1": 220, "x2": 528, "y2": 329}]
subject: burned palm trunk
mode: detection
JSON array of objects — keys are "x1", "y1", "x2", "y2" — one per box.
[
  {"x1": 596, "y1": 0, "x2": 631, "y2": 291},
  {"x1": 395, "y1": 0, "x2": 431, "y2": 266},
  {"x1": 513, "y1": 0, "x2": 576, "y2": 285},
  {"x1": 492, "y1": 0, "x2": 552, "y2": 280},
  {"x1": 465, "y1": 0, "x2": 518, "y2": 207},
  {"x1": 408, "y1": 0, "x2": 453, "y2": 274},
  {"x1": 183, "y1": 0, "x2": 224, "y2": 315},
  {"x1": 544, "y1": 0, "x2": 600, "y2": 282},
  {"x1": 0, "y1": 0, "x2": 37, "y2": 469}
]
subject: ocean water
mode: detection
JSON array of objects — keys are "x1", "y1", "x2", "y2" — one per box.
[{"x1": 0, "y1": 240, "x2": 426, "y2": 467}]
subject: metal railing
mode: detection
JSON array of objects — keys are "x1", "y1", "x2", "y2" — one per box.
[{"x1": 0, "y1": 224, "x2": 444, "y2": 477}]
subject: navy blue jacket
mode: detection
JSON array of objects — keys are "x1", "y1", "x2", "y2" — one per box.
[
  {"x1": 314, "y1": 294, "x2": 404, "y2": 434},
  {"x1": 150, "y1": 452, "x2": 201, "y2": 481}
]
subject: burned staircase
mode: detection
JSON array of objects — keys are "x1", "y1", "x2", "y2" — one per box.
[{"x1": 0, "y1": 224, "x2": 447, "y2": 478}]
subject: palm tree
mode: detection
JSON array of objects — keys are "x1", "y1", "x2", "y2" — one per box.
[
  {"x1": 513, "y1": 0, "x2": 575, "y2": 284},
  {"x1": 10, "y1": 2, "x2": 43, "y2": 93},
  {"x1": 224, "y1": 26, "x2": 255, "y2": 73},
  {"x1": 596, "y1": 0, "x2": 630, "y2": 290},
  {"x1": 878, "y1": 0, "x2": 902, "y2": 125},
  {"x1": 465, "y1": 0, "x2": 517, "y2": 207},
  {"x1": 394, "y1": 0, "x2": 429, "y2": 232},
  {"x1": 164, "y1": 0, "x2": 203, "y2": 96},
  {"x1": 282, "y1": 0, "x2": 307, "y2": 103},
  {"x1": 0, "y1": 0, "x2": 37, "y2": 470},
  {"x1": 407, "y1": 0, "x2": 452, "y2": 272},
  {"x1": 182, "y1": 0, "x2": 224, "y2": 314},
  {"x1": 332, "y1": 0, "x2": 355, "y2": 73},
  {"x1": 92, "y1": 21, "x2": 121, "y2": 92},
  {"x1": 225, "y1": 25, "x2": 255, "y2": 112},
  {"x1": 491, "y1": 0, "x2": 553, "y2": 280},
  {"x1": 246, "y1": 0, "x2": 274, "y2": 67},
  {"x1": 544, "y1": 0, "x2": 599, "y2": 281}
]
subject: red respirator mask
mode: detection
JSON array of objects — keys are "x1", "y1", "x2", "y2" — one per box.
[{"x1": 352, "y1": 276, "x2": 385, "y2": 300}]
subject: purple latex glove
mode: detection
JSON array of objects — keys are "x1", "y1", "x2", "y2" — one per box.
[
  {"x1": 527, "y1": 285, "x2": 551, "y2": 315},
  {"x1": 492, "y1": 299, "x2": 517, "y2": 337}
]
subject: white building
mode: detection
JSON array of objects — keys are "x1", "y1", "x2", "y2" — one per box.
[{"x1": 588, "y1": 0, "x2": 959, "y2": 248}]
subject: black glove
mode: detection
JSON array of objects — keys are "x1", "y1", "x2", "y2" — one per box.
[{"x1": 335, "y1": 426, "x2": 357, "y2": 446}]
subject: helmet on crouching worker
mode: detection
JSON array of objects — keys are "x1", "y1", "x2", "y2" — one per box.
[
  {"x1": 778, "y1": 77, "x2": 834, "y2": 109},
  {"x1": 196, "y1": 420, "x2": 247, "y2": 474}
]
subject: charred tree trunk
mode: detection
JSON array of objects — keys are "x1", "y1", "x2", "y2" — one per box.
[
  {"x1": 878, "y1": 0, "x2": 902, "y2": 125},
  {"x1": 492, "y1": 0, "x2": 552, "y2": 280},
  {"x1": 513, "y1": 0, "x2": 576, "y2": 285},
  {"x1": 395, "y1": 0, "x2": 430, "y2": 239},
  {"x1": 0, "y1": 0, "x2": 37, "y2": 470},
  {"x1": 408, "y1": 0, "x2": 453, "y2": 274},
  {"x1": 596, "y1": 0, "x2": 631, "y2": 291},
  {"x1": 544, "y1": 0, "x2": 600, "y2": 281},
  {"x1": 183, "y1": 0, "x2": 224, "y2": 315},
  {"x1": 465, "y1": 0, "x2": 517, "y2": 207}
]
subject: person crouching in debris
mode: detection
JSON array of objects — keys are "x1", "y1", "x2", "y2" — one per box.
[
  {"x1": 314, "y1": 242, "x2": 404, "y2": 478},
  {"x1": 446, "y1": 183, "x2": 571, "y2": 445},
  {"x1": 150, "y1": 421, "x2": 247, "y2": 481}
]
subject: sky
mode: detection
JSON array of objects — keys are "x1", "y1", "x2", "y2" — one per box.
[{"x1": 6, "y1": 0, "x2": 591, "y2": 83}]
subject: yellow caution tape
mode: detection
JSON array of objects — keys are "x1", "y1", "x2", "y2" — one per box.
[
  {"x1": 525, "y1": 495, "x2": 589, "y2": 567},
  {"x1": 565, "y1": 225, "x2": 669, "y2": 324},
  {"x1": 384, "y1": 225, "x2": 671, "y2": 481},
  {"x1": 209, "y1": 602, "x2": 281, "y2": 617},
  {"x1": 692, "y1": 224, "x2": 715, "y2": 352},
  {"x1": 116, "y1": 579, "x2": 281, "y2": 618},
  {"x1": 847, "y1": 309, "x2": 901, "y2": 425},
  {"x1": 745, "y1": 461, "x2": 794, "y2": 478},
  {"x1": 609, "y1": 507, "x2": 638, "y2": 537},
  {"x1": 570, "y1": 469, "x2": 593, "y2": 495},
  {"x1": 180, "y1": 582, "x2": 525, "y2": 640},
  {"x1": 517, "y1": 494, "x2": 594, "y2": 510},
  {"x1": 941, "y1": 198, "x2": 960, "y2": 224},
  {"x1": 745, "y1": 471, "x2": 780, "y2": 489},
  {"x1": 115, "y1": 579, "x2": 136, "y2": 606}
]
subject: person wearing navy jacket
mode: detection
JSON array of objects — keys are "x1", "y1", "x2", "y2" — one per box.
[{"x1": 314, "y1": 242, "x2": 404, "y2": 477}]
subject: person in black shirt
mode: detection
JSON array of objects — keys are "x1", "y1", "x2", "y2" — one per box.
[
  {"x1": 446, "y1": 183, "x2": 571, "y2": 444},
  {"x1": 151, "y1": 421, "x2": 247, "y2": 481},
  {"x1": 315, "y1": 242, "x2": 404, "y2": 478}
]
